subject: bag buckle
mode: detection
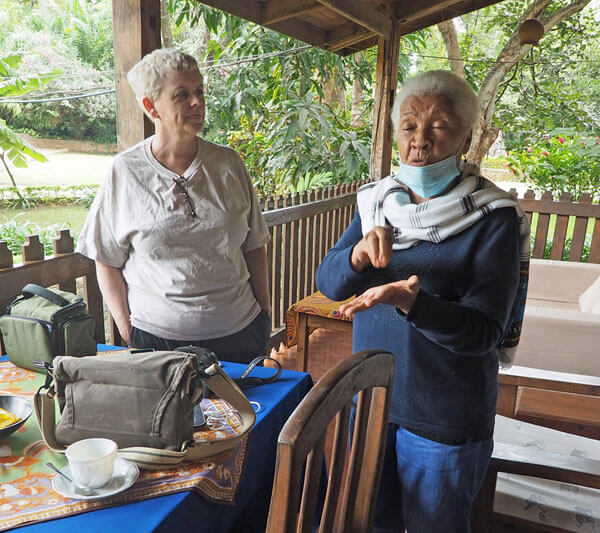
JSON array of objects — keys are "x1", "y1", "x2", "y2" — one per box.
[{"x1": 32, "y1": 360, "x2": 55, "y2": 394}]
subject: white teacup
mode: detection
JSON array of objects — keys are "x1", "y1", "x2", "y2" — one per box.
[{"x1": 65, "y1": 438, "x2": 118, "y2": 489}]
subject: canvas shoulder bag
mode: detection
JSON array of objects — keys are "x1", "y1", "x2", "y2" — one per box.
[
  {"x1": 0, "y1": 283, "x2": 96, "y2": 372},
  {"x1": 33, "y1": 349, "x2": 256, "y2": 469}
]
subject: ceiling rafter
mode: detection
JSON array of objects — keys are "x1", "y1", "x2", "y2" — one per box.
[
  {"x1": 395, "y1": 0, "x2": 506, "y2": 26},
  {"x1": 196, "y1": 1, "x2": 510, "y2": 55},
  {"x1": 326, "y1": 23, "x2": 373, "y2": 52},
  {"x1": 315, "y1": 0, "x2": 392, "y2": 38},
  {"x1": 268, "y1": 18, "x2": 329, "y2": 49},
  {"x1": 197, "y1": 0, "x2": 262, "y2": 25},
  {"x1": 396, "y1": 0, "x2": 506, "y2": 35},
  {"x1": 261, "y1": 0, "x2": 320, "y2": 25}
]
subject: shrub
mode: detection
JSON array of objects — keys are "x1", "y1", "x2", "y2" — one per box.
[
  {"x1": 0, "y1": 213, "x2": 73, "y2": 256},
  {"x1": 0, "y1": 184, "x2": 98, "y2": 209},
  {"x1": 506, "y1": 129, "x2": 600, "y2": 200}
]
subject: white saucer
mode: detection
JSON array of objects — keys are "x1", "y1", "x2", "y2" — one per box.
[{"x1": 52, "y1": 457, "x2": 139, "y2": 501}]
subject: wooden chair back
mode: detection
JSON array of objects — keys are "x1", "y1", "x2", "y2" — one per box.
[{"x1": 266, "y1": 350, "x2": 394, "y2": 533}]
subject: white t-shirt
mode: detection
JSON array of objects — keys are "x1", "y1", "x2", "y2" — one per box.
[{"x1": 76, "y1": 136, "x2": 270, "y2": 340}]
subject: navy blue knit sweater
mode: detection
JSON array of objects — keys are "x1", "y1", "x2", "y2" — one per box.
[{"x1": 316, "y1": 207, "x2": 520, "y2": 441}]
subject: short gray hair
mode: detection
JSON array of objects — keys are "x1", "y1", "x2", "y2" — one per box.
[
  {"x1": 126, "y1": 48, "x2": 199, "y2": 119},
  {"x1": 391, "y1": 70, "x2": 479, "y2": 136}
]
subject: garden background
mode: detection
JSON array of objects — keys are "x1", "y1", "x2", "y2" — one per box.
[{"x1": 1, "y1": 0, "x2": 599, "y2": 260}]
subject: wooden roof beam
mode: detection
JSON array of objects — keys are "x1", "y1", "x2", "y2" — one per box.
[
  {"x1": 335, "y1": 35, "x2": 378, "y2": 56},
  {"x1": 326, "y1": 23, "x2": 373, "y2": 52},
  {"x1": 198, "y1": 0, "x2": 262, "y2": 26},
  {"x1": 262, "y1": 0, "x2": 320, "y2": 25},
  {"x1": 315, "y1": 0, "x2": 392, "y2": 38},
  {"x1": 269, "y1": 18, "x2": 329, "y2": 48},
  {"x1": 395, "y1": 0, "x2": 507, "y2": 32}
]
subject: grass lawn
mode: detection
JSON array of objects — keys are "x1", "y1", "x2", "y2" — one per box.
[{"x1": 0, "y1": 205, "x2": 89, "y2": 234}]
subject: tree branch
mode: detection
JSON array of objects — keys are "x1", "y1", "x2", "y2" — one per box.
[
  {"x1": 466, "y1": 0, "x2": 592, "y2": 164},
  {"x1": 0, "y1": 151, "x2": 25, "y2": 202},
  {"x1": 437, "y1": 20, "x2": 464, "y2": 78}
]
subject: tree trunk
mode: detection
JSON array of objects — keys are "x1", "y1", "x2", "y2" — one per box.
[
  {"x1": 351, "y1": 51, "x2": 365, "y2": 126},
  {"x1": 323, "y1": 68, "x2": 346, "y2": 111},
  {"x1": 437, "y1": 20, "x2": 464, "y2": 78},
  {"x1": 351, "y1": 78, "x2": 364, "y2": 126},
  {"x1": 438, "y1": 0, "x2": 592, "y2": 166},
  {"x1": 160, "y1": 1, "x2": 173, "y2": 48}
]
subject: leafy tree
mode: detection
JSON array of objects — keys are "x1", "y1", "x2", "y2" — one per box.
[
  {"x1": 169, "y1": 2, "x2": 428, "y2": 193},
  {"x1": 0, "y1": 53, "x2": 56, "y2": 203},
  {"x1": 434, "y1": 0, "x2": 597, "y2": 165},
  {"x1": 0, "y1": 0, "x2": 116, "y2": 144}
]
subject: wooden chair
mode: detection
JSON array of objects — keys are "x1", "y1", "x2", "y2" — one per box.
[
  {"x1": 471, "y1": 365, "x2": 600, "y2": 532},
  {"x1": 266, "y1": 349, "x2": 394, "y2": 533}
]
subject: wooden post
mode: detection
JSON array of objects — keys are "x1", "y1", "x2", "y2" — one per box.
[
  {"x1": 0, "y1": 242, "x2": 13, "y2": 269},
  {"x1": 22, "y1": 236, "x2": 44, "y2": 264},
  {"x1": 370, "y1": 20, "x2": 400, "y2": 182},
  {"x1": 113, "y1": 0, "x2": 161, "y2": 151}
]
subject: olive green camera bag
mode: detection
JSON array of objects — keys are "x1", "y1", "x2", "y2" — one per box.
[{"x1": 0, "y1": 284, "x2": 96, "y2": 372}]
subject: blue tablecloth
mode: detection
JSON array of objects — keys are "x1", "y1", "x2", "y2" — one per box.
[{"x1": 2, "y1": 347, "x2": 313, "y2": 532}]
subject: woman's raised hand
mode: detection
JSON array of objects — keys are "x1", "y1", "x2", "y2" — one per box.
[
  {"x1": 350, "y1": 226, "x2": 394, "y2": 271},
  {"x1": 339, "y1": 275, "x2": 420, "y2": 318}
]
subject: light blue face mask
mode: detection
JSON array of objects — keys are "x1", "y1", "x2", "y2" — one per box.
[{"x1": 397, "y1": 154, "x2": 461, "y2": 199}]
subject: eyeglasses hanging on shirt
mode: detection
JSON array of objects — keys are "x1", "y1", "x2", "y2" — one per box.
[{"x1": 172, "y1": 176, "x2": 197, "y2": 218}]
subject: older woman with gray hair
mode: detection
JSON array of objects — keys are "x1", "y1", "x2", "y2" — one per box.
[
  {"x1": 316, "y1": 70, "x2": 529, "y2": 531},
  {"x1": 77, "y1": 48, "x2": 271, "y2": 363}
]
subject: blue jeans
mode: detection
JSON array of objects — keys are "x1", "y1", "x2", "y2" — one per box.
[
  {"x1": 373, "y1": 424, "x2": 493, "y2": 533},
  {"x1": 129, "y1": 309, "x2": 271, "y2": 364}
]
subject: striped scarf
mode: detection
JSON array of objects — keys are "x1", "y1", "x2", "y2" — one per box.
[{"x1": 356, "y1": 163, "x2": 530, "y2": 368}]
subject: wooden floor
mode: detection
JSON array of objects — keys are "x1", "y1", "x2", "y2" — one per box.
[{"x1": 269, "y1": 328, "x2": 353, "y2": 381}]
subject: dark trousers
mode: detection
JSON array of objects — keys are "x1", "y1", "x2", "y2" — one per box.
[{"x1": 129, "y1": 309, "x2": 271, "y2": 364}]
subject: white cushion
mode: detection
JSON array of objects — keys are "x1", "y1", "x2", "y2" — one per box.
[
  {"x1": 578, "y1": 276, "x2": 600, "y2": 313},
  {"x1": 494, "y1": 415, "x2": 600, "y2": 531}
]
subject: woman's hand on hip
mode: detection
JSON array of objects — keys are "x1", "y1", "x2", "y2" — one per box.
[
  {"x1": 350, "y1": 226, "x2": 393, "y2": 271},
  {"x1": 339, "y1": 275, "x2": 419, "y2": 317}
]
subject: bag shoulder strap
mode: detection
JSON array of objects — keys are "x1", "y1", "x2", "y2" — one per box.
[
  {"x1": 33, "y1": 387, "x2": 66, "y2": 453},
  {"x1": 235, "y1": 356, "x2": 282, "y2": 389},
  {"x1": 34, "y1": 363, "x2": 256, "y2": 469},
  {"x1": 23, "y1": 284, "x2": 70, "y2": 307}
]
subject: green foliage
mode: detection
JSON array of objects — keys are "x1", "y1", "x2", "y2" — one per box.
[
  {"x1": 542, "y1": 235, "x2": 591, "y2": 263},
  {"x1": 0, "y1": 53, "x2": 52, "y2": 168},
  {"x1": 0, "y1": 213, "x2": 72, "y2": 256},
  {"x1": 169, "y1": 2, "x2": 433, "y2": 192},
  {"x1": 224, "y1": 99, "x2": 371, "y2": 195},
  {"x1": 0, "y1": 184, "x2": 98, "y2": 209},
  {"x1": 482, "y1": 156, "x2": 510, "y2": 169},
  {"x1": 506, "y1": 129, "x2": 600, "y2": 199},
  {"x1": 287, "y1": 171, "x2": 336, "y2": 194},
  {"x1": 416, "y1": 2, "x2": 600, "y2": 150},
  {"x1": 0, "y1": 0, "x2": 116, "y2": 143}
]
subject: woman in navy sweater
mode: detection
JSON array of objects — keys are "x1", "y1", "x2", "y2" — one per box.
[{"x1": 316, "y1": 70, "x2": 529, "y2": 532}]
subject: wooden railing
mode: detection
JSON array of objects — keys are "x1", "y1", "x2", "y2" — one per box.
[
  {"x1": 262, "y1": 182, "x2": 366, "y2": 347},
  {"x1": 0, "y1": 182, "x2": 366, "y2": 352},
  {"x1": 3, "y1": 185, "x2": 597, "y2": 353},
  {"x1": 0, "y1": 230, "x2": 106, "y2": 348},
  {"x1": 512, "y1": 189, "x2": 600, "y2": 263}
]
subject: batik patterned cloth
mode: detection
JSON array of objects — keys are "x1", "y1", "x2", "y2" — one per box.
[
  {"x1": 285, "y1": 291, "x2": 353, "y2": 347},
  {"x1": 0, "y1": 360, "x2": 248, "y2": 531}
]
